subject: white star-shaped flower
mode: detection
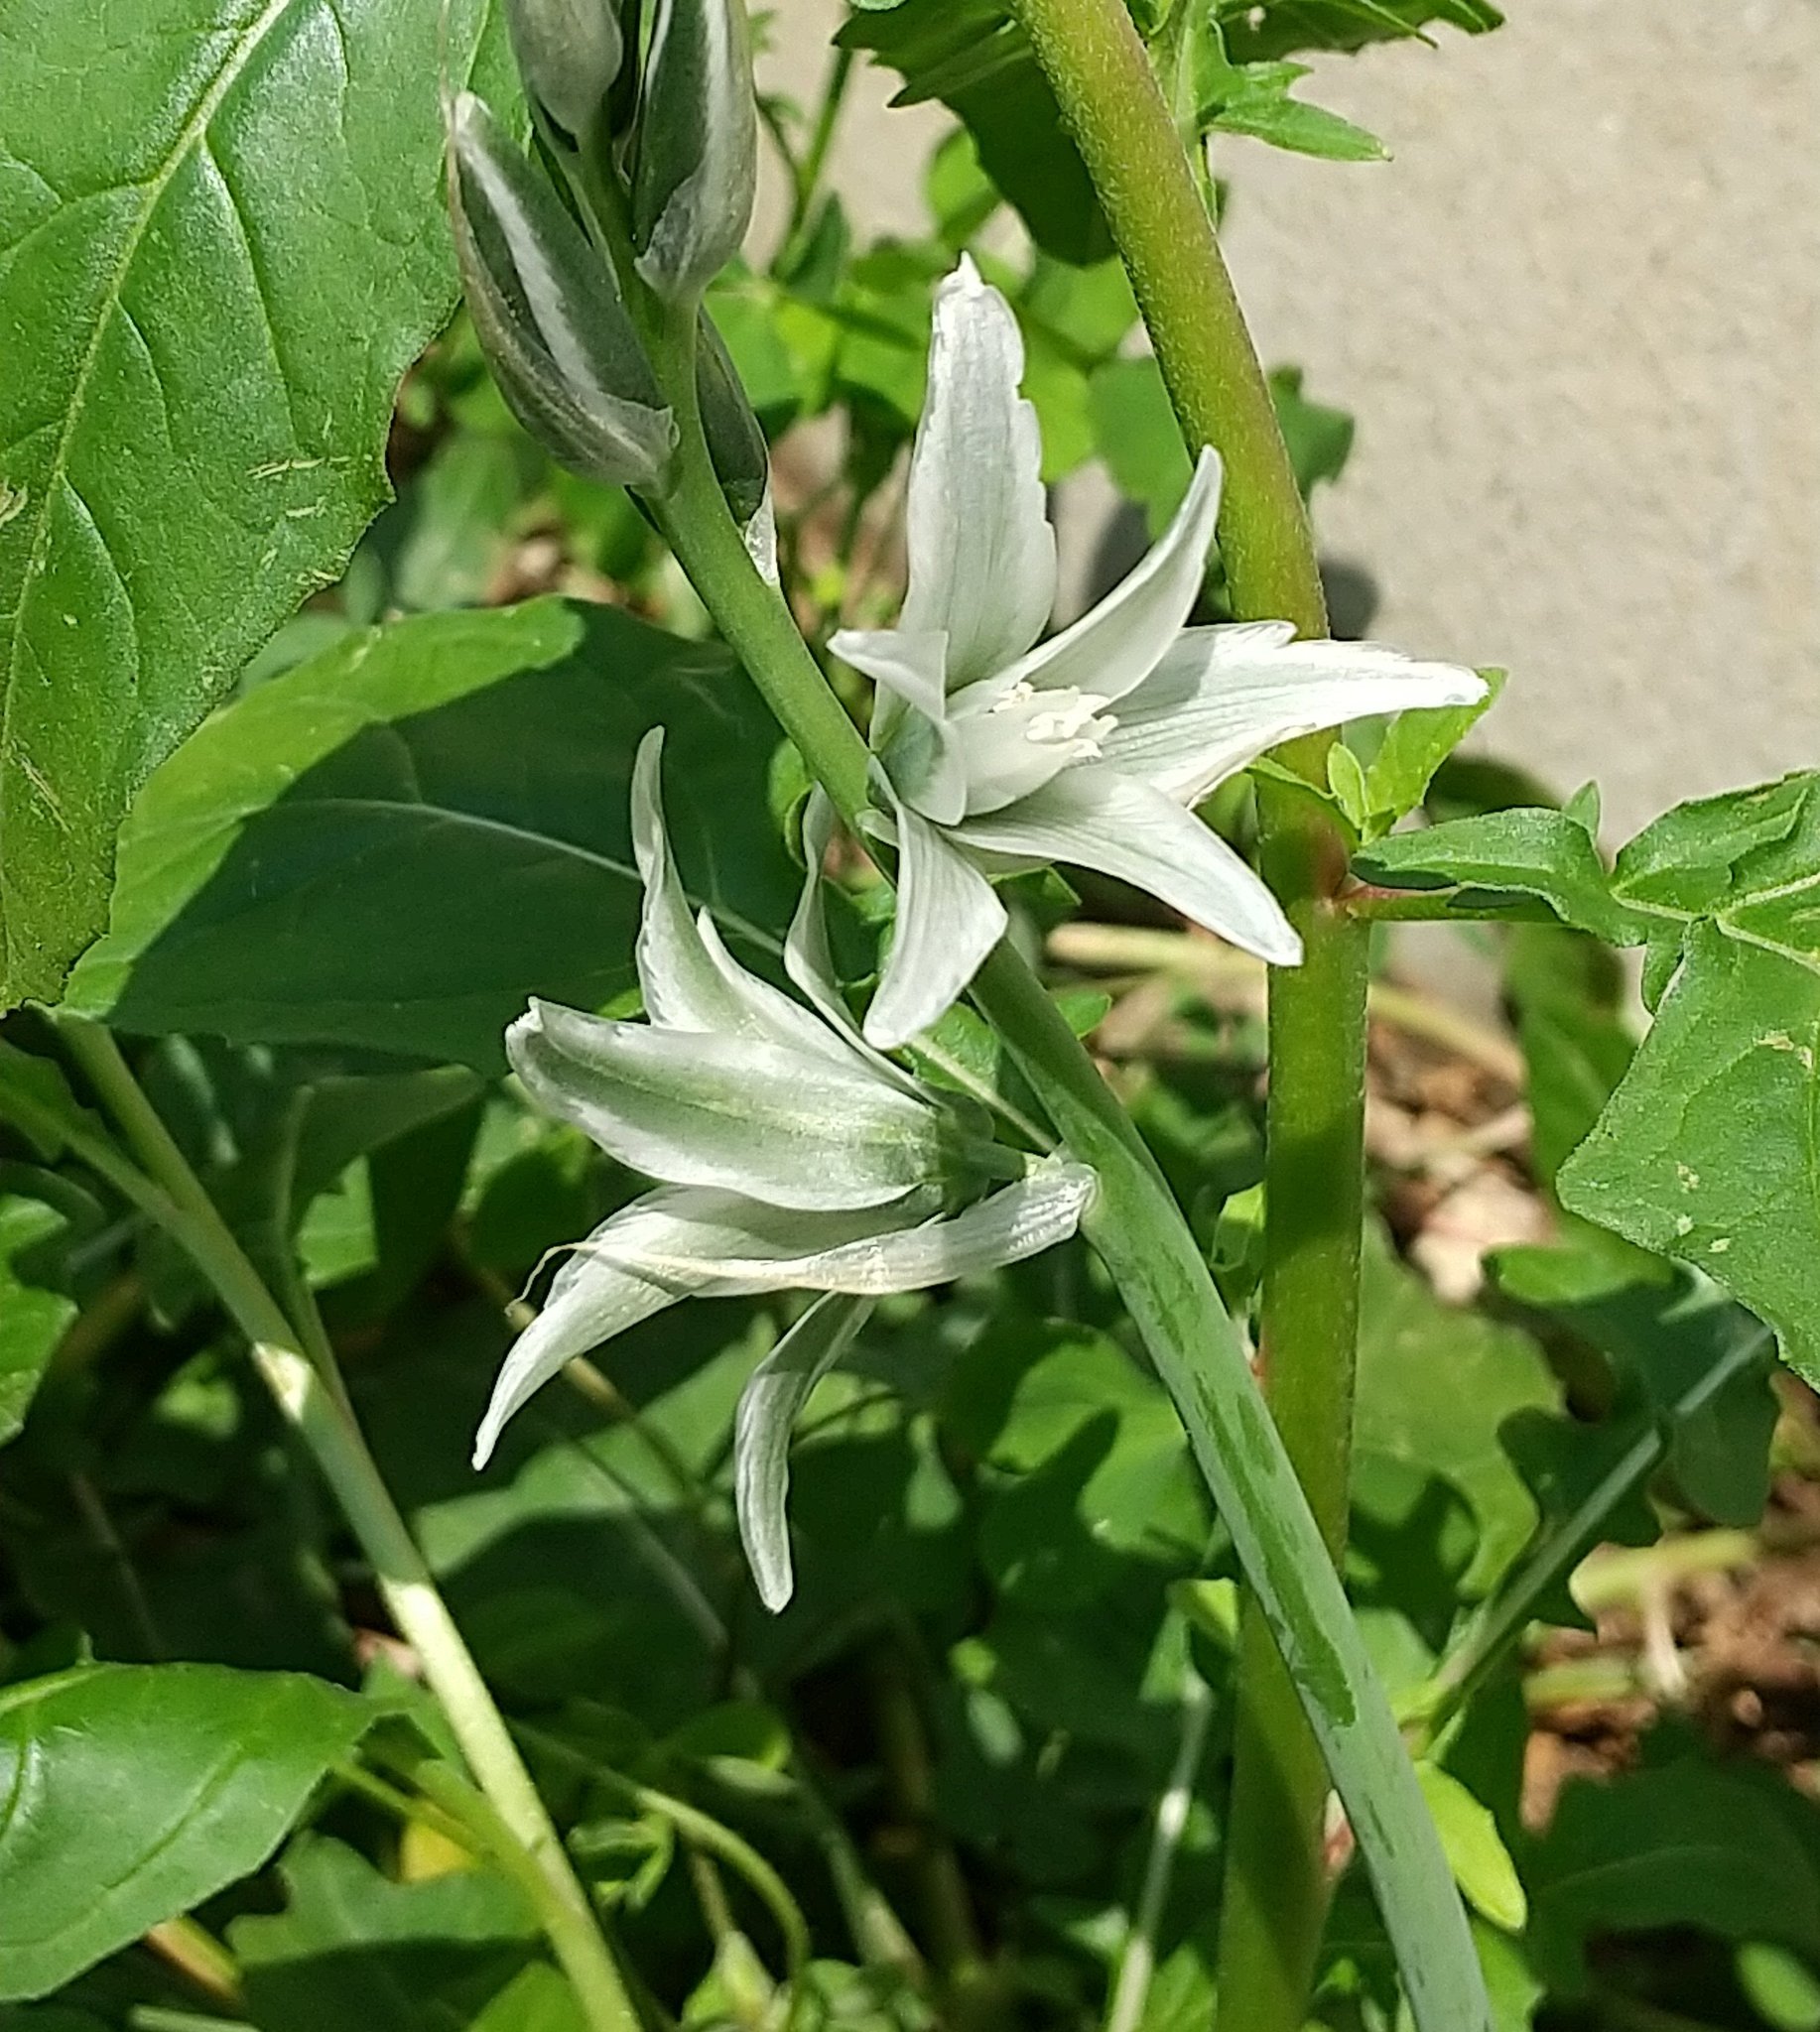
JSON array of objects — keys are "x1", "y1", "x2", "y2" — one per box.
[
  {"x1": 473, "y1": 728, "x2": 1094, "y2": 1609},
  {"x1": 833, "y1": 256, "x2": 1487, "y2": 1048}
]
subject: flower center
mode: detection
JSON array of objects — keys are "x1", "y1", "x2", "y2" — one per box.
[{"x1": 993, "y1": 682, "x2": 1117, "y2": 759}]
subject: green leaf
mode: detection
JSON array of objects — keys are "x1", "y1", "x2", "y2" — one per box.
[
  {"x1": 1489, "y1": 1241, "x2": 1775, "y2": 1613},
  {"x1": 65, "y1": 598, "x2": 798, "y2": 1069},
  {"x1": 1553, "y1": 776, "x2": 1820, "y2": 1381},
  {"x1": 1354, "y1": 807, "x2": 1650, "y2": 946},
  {"x1": 1353, "y1": 1226, "x2": 1558, "y2": 1597},
  {"x1": 1527, "y1": 1759, "x2": 1820, "y2": 1991},
  {"x1": 1190, "y1": 23, "x2": 1385, "y2": 162},
  {"x1": 837, "y1": 0, "x2": 1111, "y2": 264},
  {"x1": 1361, "y1": 668, "x2": 1504, "y2": 839},
  {"x1": 0, "y1": 1663, "x2": 378, "y2": 1999},
  {"x1": 1415, "y1": 1764, "x2": 1525, "y2": 1932},
  {"x1": 1267, "y1": 365, "x2": 1356, "y2": 500},
  {"x1": 1088, "y1": 356, "x2": 1192, "y2": 535},
  {"x1": 0, "y1": 0, "x2": 512, "y2": 1008},
  {"x1": 1218, "y1": 0, "x2": 1503, "y2": 62},
  {"x1": 0, "y1": 1193, "x2": 76, "y2": 1444},
  {"x1": 230, "y1": 1835, "x2": 561, "y2": 2032}
]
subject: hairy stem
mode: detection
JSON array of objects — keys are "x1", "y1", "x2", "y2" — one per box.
[
  {"x1": 1001, "y1": 3, "x2": 1375, "y2": 2022},
  {"x1": 50, "y1": 1018, "x2": 639, "y2": 2032}
]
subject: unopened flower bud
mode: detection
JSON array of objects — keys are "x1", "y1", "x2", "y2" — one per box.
[
  {"x1": 696, "y1": 312, "x2": 768, "y2": 528},
  {"x1": 504, "y1": 0, "x2": 623, "y2": 140},
  {"x1": 447, "y1": 92, "x2": 676, "y2": 488},
  {"x1": 630, "y1": 0, "x2": 758, "y2": 302}
]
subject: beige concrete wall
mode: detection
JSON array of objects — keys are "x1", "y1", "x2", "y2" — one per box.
[{"x1": 758, "y1": 1, "x2": 1820, "y2": 838}]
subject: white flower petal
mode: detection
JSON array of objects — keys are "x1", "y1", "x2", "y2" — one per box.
[
  {"x1": 830, "y1": 627, "x2": 951, "y2": 726},
  {"x1": 863, "y1": 777, "x2": 1007, "y2": 1049},
  {"x1": 955, "y1": 764, "x2": 1303, "y2": 967},
  {"x1": 734, "y1": 1292, "x2": 872, "y2": 1611},
  {"x1": 785, "y1": 792, "x2": 927, "y2": 1095},
  {"x1": 630, "y1": 727, "x2": 753, "y2": 1034},
  {"x1": 899, "y1": 257, "x2": 1056, "y2": 688},
  {"x1": 632, "y1": 730, "x2": 867, "y2": 1070},
  {"x1": 471, "y1": 1193, "x2": 701, "y2": 1468},
  {"x1": 568, "y1": 1160, "x2": 1090, "y2": 1298},
  {"x1": 949, "y1": 684, "x2": 1111, "y2": 815},
  {"x1": 509, "y1": 998, "x2": 951, "y2": 1208},
  {"x1": 1105, "y1": 629, "x2": 1489, "y2": 804},
  {"x1": 993, "y1": 446, "x2": 1223, "y2": 706}
]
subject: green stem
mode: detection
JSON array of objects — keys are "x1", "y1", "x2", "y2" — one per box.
[
  {"x1": 641, "y1": 390, "x2": 1485, "y2": 2028},
  {"x1": 1005, "y1": 0, "x2": 1324, "y2": 635},
  {"x1": 1000, "y1": 6, "x2": 1371, "y2": 2024},
  {"x1": 50, "y1": 1018, "x2": 639, "y2": 2032}
]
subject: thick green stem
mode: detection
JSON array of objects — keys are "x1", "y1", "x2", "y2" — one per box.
[
  {"x1": 51, "y1": 1018, "x2": 639, "y2": 2032},
  {"x1": 1002, "y1": 4, "x2": 1373, "y2": 2022},
  {"x1": 1006, "y1": 0, "x2": 1325, "y2": 635}
]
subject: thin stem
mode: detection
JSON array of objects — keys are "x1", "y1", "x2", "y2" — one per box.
[
  {"x1": 1104, "y1": 1669, "x2": 1213, "y2": 2032},
  {"x1": 999, "y1": 7, "x2": 1365, "y2": 2024},
  {"x1": 50, "y1": 1017, "x2": 639, "y2": 2032},
  {"x1": 142, "y1": 1917, "x2": 244, "y2": 2013},
  {"x1": 526, "y1": 1722, "x2": 811, "y2": 2024}
]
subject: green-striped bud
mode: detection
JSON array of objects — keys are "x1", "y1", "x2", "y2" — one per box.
[
  {"x1": 630, "y1": 0, "x2": 758, "y2": 303},
  {"x1": 447, "y1": 92, "x2": 676, "y2": 489},
  {"x1": 696, "y1": 312, "x2": 768, "y2": 528},
  {"x1": 504, "y1": 0, "x2": 624, "y2": 140}
]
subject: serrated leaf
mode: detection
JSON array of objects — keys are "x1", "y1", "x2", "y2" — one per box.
[
  {"x1": 64, "y1": 598, "x2": 798, "y2": 1069},
  {"x1": 1553, "y1": 776, "x2": 1820, "y2": 1382},
  {"x1": 0, "y1": 1664, "x2": 379, "y2": 1999},
  {"x1": 0, "y1": 0, "x2": 513, "y2": 1008}
]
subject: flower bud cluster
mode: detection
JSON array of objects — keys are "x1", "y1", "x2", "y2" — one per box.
[{"x1": 448, "y1": 0, "x2": 764, "y2": 508}]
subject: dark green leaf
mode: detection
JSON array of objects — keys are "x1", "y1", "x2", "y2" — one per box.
[
  {"x1": 0, "y1": 1195, "x2": 76, "y2": 1444},
  {"x1": 0, "y1": 1663, "x2": 378, "y2": 1998},
  {"x1": 1353, "y1": 1226, "x2": 1557, "y2": 1597},
  {"x1": 1268, "y1": 365, "x2": 1357, "y2": 500},
  {"x1": 838, "y1": 0, "x2": 1111, "y2": 263},
  {"x1": 1527, "y1": 1760, "x2": 1820, "y2": 1991},
  {"x1": 65, "y1": 598, "x2": 798, "y2": 1069},
  {"x1": 0, "y1": 0, "x2": 512, "y2": 1007},
  {"x1": 230, "y1": 1835, "x2": 563, "y2": 2032}
]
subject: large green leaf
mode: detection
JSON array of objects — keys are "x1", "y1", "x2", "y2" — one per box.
[
  {"x1": 0, "y1": 1194, "x2": 76, "y2": 1445},
  {"x1": 0, "y1": 1663, "x2": 378, "y2": 1998},
  {"x1": 1362, "y1": 776, "x2": 1820, "y2": 1382},
  {"x1": 0, "y1": 0, "x2": 511, "y2": 1009},
  {"x1": 64, "y1": 598, "x2": 798, "y2": 1068}
]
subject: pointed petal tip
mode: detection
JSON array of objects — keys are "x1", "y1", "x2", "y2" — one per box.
[{"x1": 756, "y1": 1568, "x2": 794, "y2": 1614}]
